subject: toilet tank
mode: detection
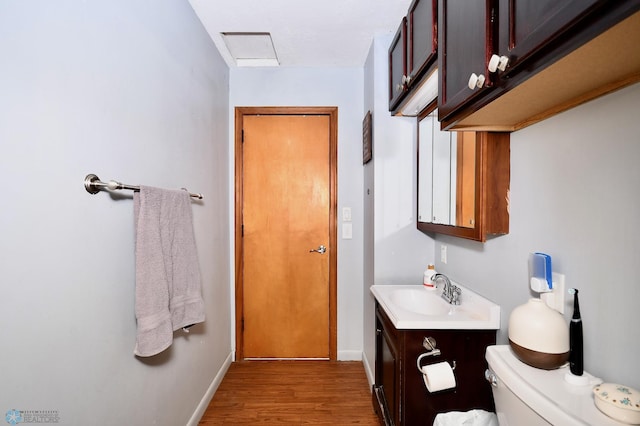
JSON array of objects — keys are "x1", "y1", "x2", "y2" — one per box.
[{"x1": 485, "y1": 345, "x2": 623, "y2": 426}]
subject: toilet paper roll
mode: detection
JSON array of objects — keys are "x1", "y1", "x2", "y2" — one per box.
[{"x1": 421, "y1": 361, "x2": 456, "y2": 393}]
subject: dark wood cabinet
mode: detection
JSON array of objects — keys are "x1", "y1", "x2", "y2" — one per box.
[
  {"x1": 389, "y1": 0, "x2": 439, "y2": 113},
  {"x1": 373, "y1": 303, "x2": 496, "y2": 426},
  {"x1": 389, "y1": 18, "x2": 408, "y2": 111},
  {"x1": 496, "y1": 0, "x2": 602, "y2": 76},
  {"x1": 437, "y1": 0, "x2": 640, "y2": 130},
  {"x1": 417, "y1": 129, "x2": 510, "y2": 242},
  {"x1": 437, "y1": 0, "x2": 496, "y2": 122},
  {"x1": 408, "y1": 0, "x2": 437, "y2": 85}
]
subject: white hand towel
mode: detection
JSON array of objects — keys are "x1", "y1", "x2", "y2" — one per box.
[{"x1": 133, "y1": 186, "x2": 205, "y2": 357}]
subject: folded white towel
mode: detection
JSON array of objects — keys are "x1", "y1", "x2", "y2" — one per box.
[{"x1": 133, "y1": 185, "x2": 205, "y2": 357}]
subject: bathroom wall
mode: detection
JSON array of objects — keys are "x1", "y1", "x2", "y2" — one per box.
[
  {"x1": 362, "y1": 35, "x2": 436, "y2": 381},
  {"x1": 435, "y1": 82, "x2": 640, "y2": 389},
  {"x1": 0, "y1": 1, "x2": 231, "y2": 424},
  {"x1": 229, "y1": 66, "x2": 367, "y2": 360}
]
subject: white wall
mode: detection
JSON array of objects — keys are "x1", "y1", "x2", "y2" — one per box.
[
  {"x1": 229, "y1": 67, "x2": 366, "y2": 360},
  {"x1": 362, "y1": 35, "x2": 436, "y2": 382},
  {"x1": 0, "y1": 1, "x2": 231, "y2": 424},
  {"x1": 434, "y1": 82, "x2": 640, "y2": 389}
]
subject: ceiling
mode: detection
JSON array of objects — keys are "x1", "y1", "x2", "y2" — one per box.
[{"x1": 188, "y1": 0, "x2": 413, "y2": 67}]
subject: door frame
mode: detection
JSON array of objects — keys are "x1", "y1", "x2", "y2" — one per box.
[{"x1": 234, "y1": 106, "x2": 338, "y2": 360}]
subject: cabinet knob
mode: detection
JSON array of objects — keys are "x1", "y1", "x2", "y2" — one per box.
[
  {"x1": 467, "y1": 73, "x2": 485, "y2": 90},
  {"x1": 476, "y1": 74, "x2": 486, "y2": 88},
  {"x1": 488, "y1": 54, "x2": 510, "y2": 72},
  {"x1": 468, "y1": 73, "x2": 486, "y2": 90}
]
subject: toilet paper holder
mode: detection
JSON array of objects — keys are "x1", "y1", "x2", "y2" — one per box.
[
  {"x1": 422, "y1": 337, "x2": 440, "y2": 356},
  {"x1": 416, "y1": 337, "x2": 456, "y2": 373}
]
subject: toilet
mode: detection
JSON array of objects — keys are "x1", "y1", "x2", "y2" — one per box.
[{"x1": 485, "y1": 345, "x2": 624, "y2": 425}]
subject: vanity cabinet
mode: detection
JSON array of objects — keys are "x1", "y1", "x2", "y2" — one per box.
[
  {"x1": 373, "y1": 303, "x2": 496, "y2": 426},
  {"x1": 438, "y1": 0, "x2": 640, "y2": 130},
  {"x1": 389, "y1": 0, "x2": 438, "y2": 112}
]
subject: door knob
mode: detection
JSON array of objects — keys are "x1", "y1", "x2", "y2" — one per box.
[{"x1": 309, "y1": 245, "x2": 327, "y2": 254}]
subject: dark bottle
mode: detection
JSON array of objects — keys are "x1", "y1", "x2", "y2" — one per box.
[{"x1": 569, "y1": 288, "x2": 583, "y2": 376}]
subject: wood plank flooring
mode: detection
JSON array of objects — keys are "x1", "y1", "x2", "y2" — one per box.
[{"x1": 198, "y1": 361, "x2": 381, "y2": 425}]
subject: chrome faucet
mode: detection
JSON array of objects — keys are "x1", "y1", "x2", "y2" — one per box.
[{"x1": 432, "y1": 273, "x2": 462, "y2": 305}]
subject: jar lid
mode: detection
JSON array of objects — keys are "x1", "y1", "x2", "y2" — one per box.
[{"x1": 593, "y1": 383, "x2": 640, "y2": 412}]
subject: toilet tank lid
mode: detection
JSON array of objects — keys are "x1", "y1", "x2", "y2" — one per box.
[{"x1": 485, "y1": 345, "x2": 622, "y2": 426}]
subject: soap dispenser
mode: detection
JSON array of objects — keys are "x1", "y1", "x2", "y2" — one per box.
[{"x1": 423, "y1": 264, "x2": 436, "y2": 289}]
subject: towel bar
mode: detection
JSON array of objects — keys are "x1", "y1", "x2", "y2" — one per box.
[{"x1": 84, "y1": 174, "x2": 203, "y2": 199}]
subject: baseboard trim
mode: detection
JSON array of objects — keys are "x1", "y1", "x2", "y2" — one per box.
[
  {"x1": 337, "y1": 350, "x2": 363, "y2": 361},
  {"x1": 186, "y1": 350, "x2": 233, "y2": 426},
  {"x1": 362, "y1": 352, "x2": 375, "y2": 389}
]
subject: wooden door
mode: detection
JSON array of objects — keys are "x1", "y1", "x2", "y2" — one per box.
[{"x1": 235, "y1": 107, "x2": 337, "y2": 360}]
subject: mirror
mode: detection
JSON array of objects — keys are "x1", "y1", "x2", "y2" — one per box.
[
  {"x1": 418, "y1": 109, "x2": 475, "y2": 229},
  {"x1": 417, "y1": 108, "x2": 511, "y2": 242}
]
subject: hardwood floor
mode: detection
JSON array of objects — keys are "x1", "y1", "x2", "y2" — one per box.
[{"x1": 198, "y1": 361, "x2": 381, "y2": 425}]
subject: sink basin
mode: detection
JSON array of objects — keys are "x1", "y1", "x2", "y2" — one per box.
[
  {"x1": 371, "y1": 284, "x2": 500, "y2": 330},
  {"x1": 388, "y1": 288, "x2": 451, "y2": 316}
]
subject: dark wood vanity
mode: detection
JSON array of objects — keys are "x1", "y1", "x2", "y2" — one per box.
[{"x1": 373, "y1": 303, "x2": 496, "y2": 426}]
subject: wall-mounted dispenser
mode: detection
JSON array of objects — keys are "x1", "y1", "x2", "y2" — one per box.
[{"x1": 508, "y1": 253, "x2": 569, "y2": 369}]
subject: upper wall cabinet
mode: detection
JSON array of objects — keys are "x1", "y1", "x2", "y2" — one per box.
[
  {"x1": 389, "y1": 0, "x2": 438, "y2": 113},
  {"x1": 438, "y1": 0, "x2": 640, "y2": 131},
  {"x1": 437, "y1": 0, "x2": 494, "y2": 123},
  {"x1": 496, "y1": 0, "x2": 601, "y2": 77},
  {"x1": 408, "y1": 0, "x2": 437, "y2": 85},
  {"x1": 389, "y1": 17, "x2": 408, "y2": 111}
]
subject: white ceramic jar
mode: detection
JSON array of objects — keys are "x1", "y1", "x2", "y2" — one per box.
[{"x1": 508, "y1": 298, "x2": 569, "y2": 369}]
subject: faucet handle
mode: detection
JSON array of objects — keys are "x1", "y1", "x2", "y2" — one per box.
[{"x1": 451, "y1": 286, "x2": 462, "y2": 305}]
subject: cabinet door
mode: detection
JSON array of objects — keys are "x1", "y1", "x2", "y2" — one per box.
[
  {"x1": 389, "y1": 18, "x2": 408, "y2": 110},
  {"x1": 497, "y1": 0, "x2": 602, "y2": 75},
  {"x1": 408, "y1": 0, "x2": 438, "y2": 82},
  {"x1": 375, "y1": 308, "x2": 400, "y2": 426},
  {"x1": 455, "y1": 132, "x2": 476, "y2": 228},
  {"x1": 438, "y1": 0, "x2": 497, "y2": 121}
]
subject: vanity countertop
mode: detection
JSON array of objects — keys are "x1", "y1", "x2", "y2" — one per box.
[{"x1": 371, "y1": 284, "x2": 500, "y2": 330}]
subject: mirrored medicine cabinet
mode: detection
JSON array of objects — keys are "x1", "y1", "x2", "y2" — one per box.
[{"x1": 417, "y1": 107, "x2": 511, "y2": 242}]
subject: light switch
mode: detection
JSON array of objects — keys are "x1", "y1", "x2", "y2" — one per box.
[
  {"x1": 342, "y1": 223, "x2": 353, "y2": 239},
  {"x1": 342, "y1": 207, "x2": 352, "y2": 222}
]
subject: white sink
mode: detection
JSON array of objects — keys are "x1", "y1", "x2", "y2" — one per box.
[{"x1": 371, "y1": 284, "x2": 500, "y2": 330}]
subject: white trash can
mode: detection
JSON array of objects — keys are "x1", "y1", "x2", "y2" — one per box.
[{"x1": 433, "y1": 409, "x2": 498, "y2": 426}]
